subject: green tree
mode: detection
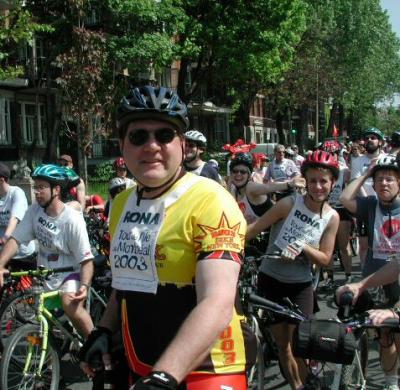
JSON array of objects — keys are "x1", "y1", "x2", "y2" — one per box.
[{"x1": 0, "y1": 4, "x2": 52, "y2": 80}]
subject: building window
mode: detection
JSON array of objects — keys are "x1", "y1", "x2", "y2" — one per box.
[
  {"x1": 20, "y1": 102, "x2": 46, "y2": 145},
  {"x1": 0, "y1": 98, "x2": 12, "y2": 145}
]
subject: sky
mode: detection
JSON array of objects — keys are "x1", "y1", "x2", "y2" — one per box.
[{"x1": 381, "y1": 0, "x2": 400, "y2": 38}]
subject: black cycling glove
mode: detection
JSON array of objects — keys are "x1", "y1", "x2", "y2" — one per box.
[
  {"x1": 79, "y1": 326, "x2": 112, "y2": 370},
  {"x1": 132, "y1": 371, "x2": 179, "y2": 390}
]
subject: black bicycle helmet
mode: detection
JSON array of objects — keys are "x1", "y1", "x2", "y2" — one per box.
[
  {"x1": 116, "y1": 86, "x2": 189, "y2": 133},
  {"x1": 370, "y1": 155, "x2": 400, "y2": 178},
  {"x1": 230, "y1": 153, "x2": 253, "y2": 172},
  {"x1": 390, "y1": 130, "x2": 400, "y2": 147}
]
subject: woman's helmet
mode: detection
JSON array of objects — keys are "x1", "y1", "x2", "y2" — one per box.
[
  {"x1": 116, "y1": 86, "x2": 189, "y2": 132},
  {"x1": 230, "y1": 153, "x2": 253, "y2": 172},
  {"x1": 113, "y1": 157, "x2": 126, "y2": 170},
  {"x1": 301, "y1": 150, "x2": 339, "y2": 180},
  {"x1": 184, "y1": 130, "x2": 207, "y2": 147},
  {"x1": 32, "y1": 164, "x2": 69, "y2": 187},
  {"x1": 370, "y1": 155, "x2": 400, "y2": 178},
  {"x1": 322, "y1": 140, "x2": 341, "y2": 154}
]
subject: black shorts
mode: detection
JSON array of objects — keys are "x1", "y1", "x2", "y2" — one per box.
[
  {"x1": 334, "y1": 207, "x2": 352, "y2": 222},
  {"x1": 257, "y1": 272, "x2": 313, "y2": 323}
]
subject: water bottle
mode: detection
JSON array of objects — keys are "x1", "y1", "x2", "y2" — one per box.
[{"x1": 103, "y1": 364, "x2": 115, "y2": 390}]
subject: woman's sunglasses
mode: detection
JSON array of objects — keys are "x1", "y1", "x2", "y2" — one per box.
[
  {"x1": 232, "y1": 169, "x2": 249, "y2": 175},
  {"x1": 128, "y1": 128, "x2": 178, "y2": 147}
]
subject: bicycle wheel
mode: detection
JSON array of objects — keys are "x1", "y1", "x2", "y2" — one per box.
[
  {"x1": 311, "y1": 264, "x2": 321, "y2": 291},
  {"x1": 247, "y1": 316, "x2": 265, "y2": 390},
  {"x1": 248, "y1": 335, "x2": 265, "y2": 389},
  {"x1": 1, "y1": 323, "x2": 60, "y2": 390},
  {"x1": 339, "y1": 331, "x2": 368, "y2": 389},
  {"x1": 0, "y1": 291, "x2": 36, "y2": 351}
]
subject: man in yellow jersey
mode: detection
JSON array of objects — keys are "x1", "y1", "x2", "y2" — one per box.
[{"x1": 79, "y1": 86, "x2": 256, "y2": 390}]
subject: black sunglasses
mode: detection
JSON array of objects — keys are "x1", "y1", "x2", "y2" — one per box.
[
  {"x1": 232, "y1": 169, "x2": 249, "y2": 175},
  {"x1": 128, "y1": 128, "x2": 178, "y2": 147}
]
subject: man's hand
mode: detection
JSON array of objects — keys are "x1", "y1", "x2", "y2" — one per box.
[
  {"x1": 281, "y1": 240, "x2": 305, "y2": 262},
  {"x1": 0, "y1": 267, "x2": 10, "y2": 288},
  {"x1": 368, "y1": 309, "x2": 398, "y2": 326},
  {"x1": 71, "y1": 285, "x2": 89, "y2": 301},
  {"x1": 131, "y1": 372, "x2": 178, "y2": 390},
  {"x1": 335, "y1": 282, "x2": 363, "y2": 305},
  {"x1": 79, "y1": 326, "x2": 112, "y2": 377}
]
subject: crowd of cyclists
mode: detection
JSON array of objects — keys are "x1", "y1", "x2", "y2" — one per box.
[{"x1": 0, "y1": 85, "x2": 400, "y2": 389}]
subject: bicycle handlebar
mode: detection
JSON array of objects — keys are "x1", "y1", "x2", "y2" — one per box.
[
  {"x1": 8, "y1": 266, "x2": 75, "y2": 279},
  {"x1": 248, "y1": 293, "x2": 306, "y2": 322}
]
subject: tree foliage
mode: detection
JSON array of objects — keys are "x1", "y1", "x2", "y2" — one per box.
[{"x1": 0, "y1": 4, "x2": 52, "y2": 80}]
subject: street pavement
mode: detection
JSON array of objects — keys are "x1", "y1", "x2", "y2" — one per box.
[{"x1": 61, "y1": 253, "x2": 390, "y2": 389}]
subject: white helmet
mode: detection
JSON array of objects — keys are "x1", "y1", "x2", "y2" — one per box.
[
  {"x1": 184, "y1": 130, "x2": 207, "y2": 147},
  {"x1": 109, "y1": 177, "x2": 126, "y2": 191},
  {"x1": 208, "y1": 159, "x2": 219, "y2": 168}
]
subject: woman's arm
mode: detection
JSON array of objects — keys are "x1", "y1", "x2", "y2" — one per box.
[
  {"x1": 246, "y1": 196, "x2": 293, "y2": 240},
  {"x1": 302, "y1": 211, "x2": 340, "y2": 267}
]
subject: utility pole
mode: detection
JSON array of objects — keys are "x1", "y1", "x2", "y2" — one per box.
[{"x1": 315, "y1": 70, "x2": 319, "y2": 147}]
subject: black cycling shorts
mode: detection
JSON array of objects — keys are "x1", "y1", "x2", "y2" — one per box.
[
  {"x1": 257, "y1": 272, "x2": 313, "y2": 323},
  {"x1": 334, "y1": 207, "x2": 353, "y2": 222}
]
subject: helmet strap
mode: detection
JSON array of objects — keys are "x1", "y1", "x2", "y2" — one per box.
[
  {"x1": 41, "y1": 185, "x2": 58, "y2": 211},
  {"x1": 135, "y1": 166, "x2": 184, "y2": 206}
]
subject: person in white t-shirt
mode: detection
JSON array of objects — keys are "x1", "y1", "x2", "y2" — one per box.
[
  {"x1": 0, "y1": 163, "x2": 35, "y2": 268},
  {"x1": 350, "y1": 127, "x2": 386, "y2": 268},
  {"x1": 264, "y1": 144, "x2": 300, "y2": 200},
  {"x1": 0, "y1": 164, "x2": 94, "y2": 338},
  {"x1": 291, "y1": 145, "x2": 305, "y2": 168}
]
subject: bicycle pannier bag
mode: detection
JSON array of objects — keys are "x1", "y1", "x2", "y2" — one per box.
[{"x1": 293, "y1": 319, "x2": 356, "y2": 364}]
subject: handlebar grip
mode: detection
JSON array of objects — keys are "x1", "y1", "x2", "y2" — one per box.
[
  {"x1": 381, "y1": 318, "x2": 400, "y2": 328},
  {"x1": 49, "y1": 266, "x2": 75, "y2": 274},
  {"x1": 337, "y1": 291, "x2": 354, "y2": 307}
]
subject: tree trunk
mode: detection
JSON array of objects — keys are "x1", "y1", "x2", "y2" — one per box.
[{"x1": 275, "y1": 111, "x2": 285, "y2": 145}]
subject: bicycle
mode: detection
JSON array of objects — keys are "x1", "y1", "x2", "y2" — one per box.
[
  {"x1": 0, "y1": 265, "x2": 101, "y2": 390},
  {"x1": 0, "y1": 261, "x2": 110, "y2": 352}
]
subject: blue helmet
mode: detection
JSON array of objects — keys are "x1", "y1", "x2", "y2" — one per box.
[{"x1": 32, "y1": 164, "x2": 69, "y2": 186}]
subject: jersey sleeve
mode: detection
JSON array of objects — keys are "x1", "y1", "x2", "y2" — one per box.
[
  {"x1": 68, "y1": 211, "x2": 94, "y2": 263},
  {"x1": 192, "y1": 186, "x2": 246, "y2": 262},
  {"x1": 12, "y1": 204, "x2": 35, "y2": 244},
  {"x1": 10, "y1": 187, "x2": 28, "y2": 221}
]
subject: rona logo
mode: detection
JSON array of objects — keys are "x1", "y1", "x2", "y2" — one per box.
[
  {"x1": 294, "y1": 210, "x2": 320, "y2": 228},
  {"x1": 38, "y1": 217, "x2": 57, "y2": 231},
  {"x1": 123, "y1": 211, "x2": 160, "y2": 225}
]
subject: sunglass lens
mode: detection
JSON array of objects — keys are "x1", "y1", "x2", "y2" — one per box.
[
  {"x1": 129, "y1": 130, "x2": 149, "y2": 146},
  {"x1": 155, "y1": 128, "x2": 176, "y2": 144}
]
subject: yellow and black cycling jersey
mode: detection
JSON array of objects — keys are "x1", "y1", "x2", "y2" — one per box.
[{"x1": 109, "y1": 173, "x2": 256, "y2": 376}]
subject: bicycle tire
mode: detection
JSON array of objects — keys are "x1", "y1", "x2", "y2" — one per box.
[
  {"x1": 339, "y1": 331, "x2": 368, "y2": 389},
  {"x1": 248, "y1": 330, "x2": 265, "y2": 389},
  {"x1": 0, "y1": 291, "x2": 36, "y2": 351},
  {"x1": 0, "y1": 323, "x2": 60, "y2": 390}
]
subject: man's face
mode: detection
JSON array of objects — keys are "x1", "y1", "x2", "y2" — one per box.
[
  {"x1": 364, "y1": 134, "x2": 380, "y2": 154},
  {"x1": 275, "y1": 148, "x2": 285, "y2": 162},
  {"x1": 33, "y1": 179, "x2": 56, "y2": 206},
  {"x1": 120, "y1": 119, "x2": 183, "y2": 188},
  {"x1": 57, "y1": 159, "x2": 72, "y2": 168},
  {"x1": 184, "y1": 141, "x2": 202, "y2": 163}
]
